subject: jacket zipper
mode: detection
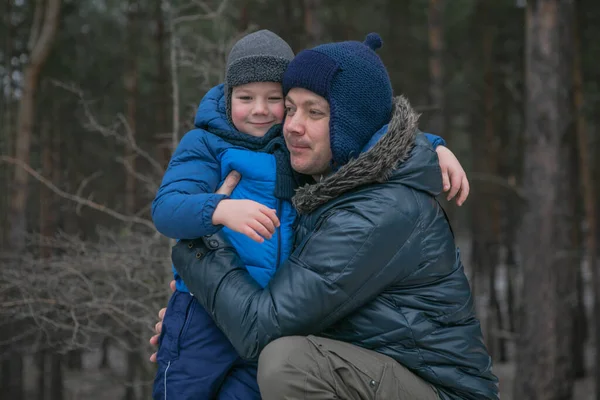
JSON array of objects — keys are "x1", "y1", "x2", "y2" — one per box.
[{"x1": 276, "y1": 199, "x2": 282, "y2": 268}]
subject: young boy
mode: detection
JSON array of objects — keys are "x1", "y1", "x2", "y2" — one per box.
[
  {"x1": 151, "y1": 30, "x2": 297, "y2": 400},
  {"x1": 151, "y1": 30, "x2": 456, "y2": 399}
]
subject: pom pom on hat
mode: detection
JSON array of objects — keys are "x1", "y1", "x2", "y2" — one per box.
[{"x1": 364, "y1": 33, "x2": 383, "y2": 51}]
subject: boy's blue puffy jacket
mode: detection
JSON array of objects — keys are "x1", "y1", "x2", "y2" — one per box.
[{"x1": 152, "y1": 84, "x2": 297, "y2": 290}]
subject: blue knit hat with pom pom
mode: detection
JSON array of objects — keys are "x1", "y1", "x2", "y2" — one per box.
[{"x1": 282, "y1": 33, "x2": 393, "y2": 166}]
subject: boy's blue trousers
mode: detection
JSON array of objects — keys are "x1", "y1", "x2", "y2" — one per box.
[{"x1": 153, "y1": 290, "x2": 261, "y2": 399}]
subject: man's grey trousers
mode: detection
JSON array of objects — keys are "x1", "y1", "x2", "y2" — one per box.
[{"x1": 257, "y1": 335, "x2": 439, "y2": 399}]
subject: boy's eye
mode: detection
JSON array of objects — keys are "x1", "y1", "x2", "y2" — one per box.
[
  {"x1": 269, "y1": 96, "x2": 283, "y2": 101},
  {"x1": 238, "y1": 96, "x2": 252, "y2": 101}
]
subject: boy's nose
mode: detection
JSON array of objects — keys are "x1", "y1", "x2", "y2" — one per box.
[{"x1": 253, "y1": 99, "x2": 268, "y2": 114}]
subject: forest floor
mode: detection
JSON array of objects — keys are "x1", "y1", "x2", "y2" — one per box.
[
  {"x1": 22, "y1": 237, "x2": 596, "y2": 399},
  {"x1": 21, "y1": 350, "x2": 596, "y2": 399}
]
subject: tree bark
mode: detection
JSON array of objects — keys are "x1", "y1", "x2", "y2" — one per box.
[
  {"x1": 9, "y1": 0, "x2": 61, "y2": 250},
  {"x1": 154, "y1": 0, "x2": 170, "y2": 169},
  {"x1": 39, "y1": 115, "x2": 54, "y2": 258},
  {"x1": 124, "y1": 0, "x2": 139, "y2": 215},
  {"x1": 168, "y1": 4, "x2": 180, "y2": 153},
  {"x1": 123, "y1": 333, "x2": 137, "y2": 400},
  {"x1": 481, "y1": 3, "x2": 506, "y2": 362},
  {"x1": 573, "y1": 0, "x2": 598, "y2": 391},
  {"x1": 49, "y1": 353, "x2": 63, "y2": 400},
  {"x1": 37, "y1": 350, "x2": 46, "y2": 400},
  {"x1": 238, "y1": 0, "x2": 250, "y2": 32},
  {"x1": 65, "y1": 349, "x2": 82, "y2": 370},
  {"x1": 514, "y1": 1, "x2": 576, "y2": 398},
  {"x1": 428, "y1": 0, "x2": 445, "y2": 134},
  {"x1": 1, "y1": 0, "x2": 14, "y2": 248},
  {"x1": 569, "y1": 144, "x2": 587, "y2": 378},
  {"x1": 303, "y1": 0, "x2": 323, "y2": 47},
  {"x1": 279, "y1": 0, "x2": 295, "y2": 50},
  {"x1": 5, "y1": 2, "x2": 61, "y2": 399},
  {"x1": 100, "y1": 336, "x2": 110, "y2": 369}
]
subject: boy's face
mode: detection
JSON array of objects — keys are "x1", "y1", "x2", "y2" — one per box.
[{"x1": 231, "y1": 82, "x2": 285, "y2": 137}]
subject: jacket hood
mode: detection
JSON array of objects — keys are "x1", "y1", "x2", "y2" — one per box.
[
  {"x1": 194, "y1": 84, "x2": 235, "y2": 131},
  {"x1": 293, "y1": 95, "x2": 442, "y2": 214}
]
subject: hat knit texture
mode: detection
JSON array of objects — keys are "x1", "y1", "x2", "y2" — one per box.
[
  {"x1": 225, "y1": 30, "x2": 294, "y2": 127},
  {"x1": 282, "y1": 33, "x2": 393, "y2": 166}
]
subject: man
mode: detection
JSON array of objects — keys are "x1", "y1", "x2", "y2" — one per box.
[{"x1": 153, "y1": 33, "x2": 498, "y2": 399}]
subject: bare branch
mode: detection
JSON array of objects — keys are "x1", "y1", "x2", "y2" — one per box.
[
  {"x1": 52, "y1": 80, "x2": 165, "y2": 176},
  {"x1": 172, "y1": 0, "x2": 229, "y2": 24},
  {"x1": 74, "y1": 171, "x2": 103, "y2": 215},
  {"x1": 116, "y1": 156, "x2": 159, "y2": 195},
  {"x1": 469, "y1": 172, "x2": 527, "y2": 200},
  {"x1": 0, "y1": 156, "x2": 156, "y2": 231}
]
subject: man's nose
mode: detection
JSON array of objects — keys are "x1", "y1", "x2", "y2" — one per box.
[{"x1": 284, "y1": 113, "x2": 304, "y2": 135}]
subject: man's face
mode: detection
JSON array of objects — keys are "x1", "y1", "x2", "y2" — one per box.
[
  {"x1": 230, "y1": 82, "x2": 285, "y2": 137},
  {"x1": 283, "y1": 88, "x2": 332, "y2": 178}
]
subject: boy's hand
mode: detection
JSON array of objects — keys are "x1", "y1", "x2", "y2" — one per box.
[
  {"x1": 436, "y1": 146, "x2": 470, "y2": 206},
  {"x1": 213, "y1": 199, "x2": 280, "y2": 243},
  {"x1": 213, "y1": 170, "x2": 280, "y2": 243}
]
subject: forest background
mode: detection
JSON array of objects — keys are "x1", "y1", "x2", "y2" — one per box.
[{"x1": 1, "y1": 0, "x2": 599, "y2": 399}]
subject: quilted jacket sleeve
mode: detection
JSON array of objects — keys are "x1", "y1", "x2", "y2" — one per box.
[
  {"x1": 173, "y1": 206, "x2": 421, "y2": 360},
  {"x1": 152, "y1": 129, "x2": 227, "y2": 239},
  {"x1": 423, "y1": 133, "x2": 446, "y2": 148}
]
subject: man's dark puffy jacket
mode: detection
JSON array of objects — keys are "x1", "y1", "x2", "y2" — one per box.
[{"x1": 174, "y1": 96, "x2": 499, "y2": 400}]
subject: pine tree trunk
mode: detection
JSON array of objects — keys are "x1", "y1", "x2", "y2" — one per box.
[
  {"x1": 573, "y1": 0, "x2": 598, "y2": 391},
  {"x1": 279, "y1": 0, "x2": 295, "y2": 49},
  {"x1": 303, "y1": 0, "x2": 323, "y2": 47},
  {"x1": 514, "y1": 1, "x2": 577, "y2": 398},
  {"x1": 123, "y1": 334, "x2": 138, "y2": 400},
  {"x1": 50, "y1": 353, "x2": 63, "y2": 400},
  {"x1": 1, "y1": 0, "x2": 14, "y2": 249},
  {"x1": 154, "y1": 0, "x2": 171, "y2": 169},
  {"x1": 124, "y1": 0, "x2": 139, "y2": 215},
  {"x1": 567, "y1": 109, "x2": 587, "y2": 378},
  {"x1": 6, "y1": 3, "x2": 62, "y2": 398},
  {"x1": 9, "y1": 0, "x2": 61, "y2": 250},
  {"x1": 481, "y1": 3, "x2": 506, "y2": 361},
  {"x1": 238, "y1": 0, "x2": 250, "y2": 32},
  {"x1": 65, "y1": 349, "x2": 82, "y2": 370},
  {"x1": 100, "y1": 336, "x2": 110, "y2": 369},
  {"x1": 40, "y1": 116, "x2": 53, "y2": 258},
  {"x1": 37, "y1": 350, "x2": 46, "y2": 400},
  {"x1": 428, "y1": 0, "x2": 445, "y2": 134},
  {"x1": 168, "y1": 3, "x2": 180, "y2": 154}
]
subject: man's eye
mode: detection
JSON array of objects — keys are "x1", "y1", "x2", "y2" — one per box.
[
  {"x1": 285, "y1": 107, "x2": 295, "y2": 114},
  {"x1": 310, "y1": 109, "x2": 324, "y2": 116}
]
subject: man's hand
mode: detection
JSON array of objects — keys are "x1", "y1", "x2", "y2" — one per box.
[
  {"x1": 149, "y1": 280, "x2": 176, "y2": 363},
  {"x1": 436, "y1": 146, "x2": 470, "y2": 206}
]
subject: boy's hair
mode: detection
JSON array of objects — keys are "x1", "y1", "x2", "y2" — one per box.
[{"x1": 224, "y1": 30, "x2": 294, "y2": 126}]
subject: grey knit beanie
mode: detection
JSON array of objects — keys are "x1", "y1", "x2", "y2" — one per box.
[{"x1": 225, "y1": 30, "x2": 294, "y2": 126}]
